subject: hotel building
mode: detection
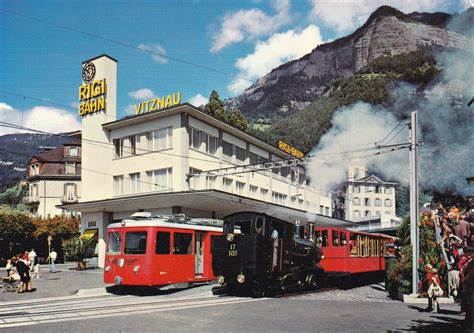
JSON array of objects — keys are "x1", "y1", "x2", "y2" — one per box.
[
  {"x1": 62, "y1": 54, "x2": 348, "y2": 267},
  {"x1": 25, "y1": 143, "x2": 81, "y2": 217}
]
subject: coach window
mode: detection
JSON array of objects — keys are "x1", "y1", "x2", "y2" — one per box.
[
  {"x1": 107, "y1": 231, "x2": 122, "y2": 254},
  {"x1": 340, "y1": 232, "x2": 347, "y2": 246},
  {"x1": 332, "y1": 231, "x2": 339, "y2": 247},
  {"x1": 155, "y1": 232, "x2": 170, "y2": 254},
  {"x1": 174, "y1": 233, "x2": 193, "y2": 254},
  {"x1": 124, "y1": 232, "x2": 147, "y2": 254},
  {"x1": 349, "y1": 233, "x2": 357, "y2": 256},
  {"x1": 321, "y1": 230, "x2": 328, "y2": 247}
]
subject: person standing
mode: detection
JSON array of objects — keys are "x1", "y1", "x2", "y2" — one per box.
[
  {"x1": 455, "y1": 215, "x2": 470, "y2": 247},
  {"x1": 28, "y1": 249, "x2": 36, "y2": 272},
  {"x1": 16, "y1": 254, "x2": 31, "y2": 293},
  {"x1": 48, "y1": 249, "x2": 57, "y2": 273},
  {"x1": 270, "y1": 223, "x2": 279, "y2": 269},
  {"x1": 31, "y1": 256, "x2": 40, "y2": 279}
]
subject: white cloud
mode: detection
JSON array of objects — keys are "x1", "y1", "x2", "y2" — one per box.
[
  {"x1": 227, "y1": 25, "x2": 324, "y2": 95},
  {"x1": 309, "y1": 0, "x2": 446, "y2": 35},
  {"x1": 189, "y1": 94, "x2": 208, "y2": 107},
  {"x1": 137, "y1": 44, "x2": 168, "y2": 63},
  {"x1": 128, "y1": 88, "x2": 155, "y2": 100},
  {"x1": 0, "y1": 102, "x2": 81, "y2": 136},
  {"x1": 211, "y1": 0, "x2": 291, "y2": 52}
]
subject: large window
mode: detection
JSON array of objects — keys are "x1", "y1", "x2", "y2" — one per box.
[
  {"x1": 375, "y1": 198, "x2": 381, "y2": 207},
  {"x1": 130, "y1": 135, "x2": 137, "y2": 155},
  {"x1": 124, "y1": 232, "x2": 147, "y2": 254},
  {"x1": 66, "y1": 146, "x2": 79, "y2": 156},
  {"x1": 151, "y1": 127, "x2": 173, "y2": 151},
  {"x1": 147, "y1": 168, "x2": 172, "y2": 192},
  {"x1": 113, "y1": 138, "x2": 124, "y2": 158},
  {"x1": 353, "y1": 197, "x2": 360, "y2": 205},
  {"x1": 64, "y1": 183, "x2": 76, "y2": 201},
  {"x1": 222, "y1": 141, "x2": 233, "y2": 157},
  {"x1": 236, "y1": 181, "x2": 245, "y2": 195},
  {"x1": 174, "y1": 233, "x2": 192, "y2": 254},
  {"x1": 248, "y1": 152, "x2": 258, "y2": 164},
  {"x1": 129, "y1": 172, "x2": 140, "y2": 193},
  {"x1": 30, "y1": 164, "x2": 39, "y2": 176},
  {"x1": 235, "y1": 146, "x2": 246, "y2": 161},
  {"x1": 272, "y1": 192, "x2": 287, "y2": 205},
  {"x1": 201, "y1": 133, "x2": 217, "y2": 155},
  {"x1": 113, "y1": 175, "x2": 124, "y2": 195},
  {"x1": 107, "y1": 232, "x2": 122, "y2": 254},
  {"x1": 365, "y1": 198, "x2": 371, "y2": 206},
  {"x1": 249, "y1": 185, "x2": 258, "y2": 198},
  {"x1": 321, "y1": 230, "x2": 328, "y2": 247},
  {"x1": 385, "y1": 198, "x2": 392, "y2": 207},
  {"x1": 223, "y1": 178, "x2": 233, "y2": 192},
  {"x1": 340, "y1": 232, "x2": 347, "y2": 246},
  {"x1": 155, "y1": 232, "x2": 170, "y2": 254}
]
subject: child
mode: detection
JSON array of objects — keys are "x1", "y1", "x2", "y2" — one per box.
[{"x1": 427, "y1": 268, "x2": 443, "y2": 313}]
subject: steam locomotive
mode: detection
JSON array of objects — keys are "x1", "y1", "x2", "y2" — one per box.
[{"x1": 211, "y1": 212, "x2": 324, "y2": 297}]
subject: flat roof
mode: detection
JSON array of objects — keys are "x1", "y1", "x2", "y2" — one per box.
[
  {"x1": 59, "y1": 189, "x2": 354, "y2": 227},
  {"x1": 102, "y1": 103, "x2": 295, "y2": 160}
]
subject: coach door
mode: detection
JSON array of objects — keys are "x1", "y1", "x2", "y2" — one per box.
[{"x1": 195, "y1": 232, "x2": 204, "y2": 276}]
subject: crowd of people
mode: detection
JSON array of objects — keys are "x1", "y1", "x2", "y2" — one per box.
[
  {"x1": 2, "y1": 248, "x2": 58, "y2": 293},
  {"x1": 422, "y1": 202, "x2": 473, "y2": 320}
]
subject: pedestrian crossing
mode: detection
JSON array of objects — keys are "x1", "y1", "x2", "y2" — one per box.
[{"x1": 0, "y1": 292, "x2": 265, "y2": 328}]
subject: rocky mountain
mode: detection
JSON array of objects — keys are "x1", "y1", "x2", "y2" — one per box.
[
  {"x1": 0, "y1": 133, "x2": 72, "y2": 189},
  {"x1": 230, "y1": 6, "x2": 472, "y2": 120}
]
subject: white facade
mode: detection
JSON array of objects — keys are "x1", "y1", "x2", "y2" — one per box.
[
  {"x1": 64, "y1": 54, "x2": 340, "y2": 267},
  {"x1": 345, "y1": 165, "x2": 397, "y2": 222}
]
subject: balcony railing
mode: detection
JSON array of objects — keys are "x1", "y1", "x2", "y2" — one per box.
[
  {"x1": 23, "y1": 195, "x2": 40, "y2": 204},
  {"x1": 61, "y1": 195, "x2": 79, "y2": 203}
]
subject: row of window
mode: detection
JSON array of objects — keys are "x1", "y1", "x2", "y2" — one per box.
[
  {"x1": 113, "y1": 168, "x2": 173, "y2": 195},
  {"x1": 29, "y1": 161, "x2": 78, "y2": 176},
  {"x1": 29, "y1": 183, "x2": 77, "y2": 199},
  {"x1": 353, "y1": 197, "x2": 392, "y2": 207},
  {"x1": 107, "y1": 231, "x2": 195, "y2": 255},
  {"x1": 315, "y1": 230, "x2": 389, "y2": 257},
  {"x1": 113, "y1": 127, "x2": 173, "y2": 158},
  {"x1": 353, "y1": 210, "x2": 392, "y2": 218},
  {"x1": 353, "y1": 185, "x2": 393, "y2": 194}
]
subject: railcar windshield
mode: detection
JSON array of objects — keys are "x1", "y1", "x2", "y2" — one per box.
[
  {"x1": 124, "y1": 231, "x2": 147, "y2": 255},
  {"x1": 107, "y1": 231, "x2": 122, "y2": 254}
]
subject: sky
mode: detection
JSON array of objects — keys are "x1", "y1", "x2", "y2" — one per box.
[{"x1": 0, "y1": 0, "x2": 470, "y2": 135}]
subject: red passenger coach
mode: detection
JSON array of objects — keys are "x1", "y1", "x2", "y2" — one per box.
[
  {"x1": 104, "y1": 213, "x2": 222, "y2": 288},
  {"x1": 315, "y1": 227, "x2": 394, "y2": 276}
]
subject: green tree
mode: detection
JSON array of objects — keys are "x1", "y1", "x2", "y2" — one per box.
[
  {"x1": 203, "y1": 90, "x2": 225, "y2": 121},
  {"x1": 0, "y1": 212, "x2": 36, "y2": 257},
  {"x1": 226, "y1": 107, "x2": 248, "y2": 131}
]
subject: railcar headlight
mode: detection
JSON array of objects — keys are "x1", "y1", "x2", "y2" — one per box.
[
  {"x1": 105, "y1": 265, "x2": 111, "y2": 272},
  {"x1": 226, "y1": 233, "x2": 234, "y2": 242},
  {"x1": 217, "y1": 276, "x2": 225, "y2": 285},
  {"x1": 133, "y1": 265, "x2": 140, "y2": 273},
  {"x1": 236, "y1": 274, "x2": 245, "y2": 284}
]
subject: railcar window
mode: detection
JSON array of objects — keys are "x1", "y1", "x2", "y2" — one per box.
[
  {"x1": 124, "y1": 232, "x2": 147, "y2": 255},
  {"x1": 315, "y1": 231, "x2": 322, "y2": 244},
  {"x1": 155, "y1": 232, "x2": 170, "y2": 254},
  {"x1": 321, "y1": 230, "x2": 328, "y2": 247},
  {"x1": 340, "y1": 232, "x2": 347, "y2": 246},
  {"x1": 349, "y1": 233, "x2": 358, "y2": 256},
  {"x1": 174, "y1": 233, "x2": 193, "y2": 254},
  {"x1": 332, "y1": 231, "x2": 339, "y2": 247},
  {"x1": 107, "y1": 232, "x2": 122, "y2": 254}
]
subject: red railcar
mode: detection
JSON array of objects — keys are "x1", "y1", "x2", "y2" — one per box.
[
  {"x1": 104, "y1": 213, "x2": 222, "y2": 288},
  {"x1": 314, "y1": 227, "x2": 394, "y2": 276}
]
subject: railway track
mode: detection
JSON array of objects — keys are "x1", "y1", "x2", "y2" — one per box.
[{"x1": 0, "y1": 293, "x2": 264, "y2": 329}]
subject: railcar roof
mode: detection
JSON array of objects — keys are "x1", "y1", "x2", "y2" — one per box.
[
  {"x1": 107, "y1": 219, "x2": 223, "y2": 233},
  {"x1": 314, "y1": 226, "x2": 393, "y2": 238}
]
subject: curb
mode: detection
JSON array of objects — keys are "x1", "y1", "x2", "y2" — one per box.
[{"x1": 403, "y1": 294, "x2": 455, "y2": 304}]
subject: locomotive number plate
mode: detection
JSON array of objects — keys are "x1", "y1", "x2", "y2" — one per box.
[{"x1": 228, "y1": 244, "x2": 238, "y2": 257}]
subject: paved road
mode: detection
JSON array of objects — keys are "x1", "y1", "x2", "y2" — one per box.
[{"x1": 0, "y1": 282, "x2": 465, "y2": 332}]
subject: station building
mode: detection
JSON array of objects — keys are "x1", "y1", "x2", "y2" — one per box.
[{"x1": 62, "y1": 54, "x2": 351, "y2": 267}]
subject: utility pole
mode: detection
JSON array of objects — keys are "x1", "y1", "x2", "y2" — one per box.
[{"x1": 409, "y1": 111, "x2": 419, "y2": 295}]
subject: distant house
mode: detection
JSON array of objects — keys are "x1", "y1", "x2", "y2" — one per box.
[
  {"x1": 24, "y1": 143, "x2": 81, "y2": 217},
  {"x1": 344, "y1": 165, "x2": 401, "y2": 233}
]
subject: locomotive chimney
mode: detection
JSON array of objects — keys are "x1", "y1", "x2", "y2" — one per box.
[
  {"x1": 306, "y1": 222, "x2": 315, "y2": 242},
  {"x1": 294, "y1": 220, "x2": 304, "y2": 239}
]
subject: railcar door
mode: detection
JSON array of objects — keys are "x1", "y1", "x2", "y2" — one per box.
[{"x1": 195, "y1": 232, "x2": 204, "y2": 276}]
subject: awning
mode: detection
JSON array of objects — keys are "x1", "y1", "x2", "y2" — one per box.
[{"x1": 81, "y1": 229, "x2": 98, "y2": 240}]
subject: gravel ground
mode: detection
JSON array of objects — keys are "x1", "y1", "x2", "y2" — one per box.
[{"x1": 293, "y1": 282, "x2": 399, "y2": 303}]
